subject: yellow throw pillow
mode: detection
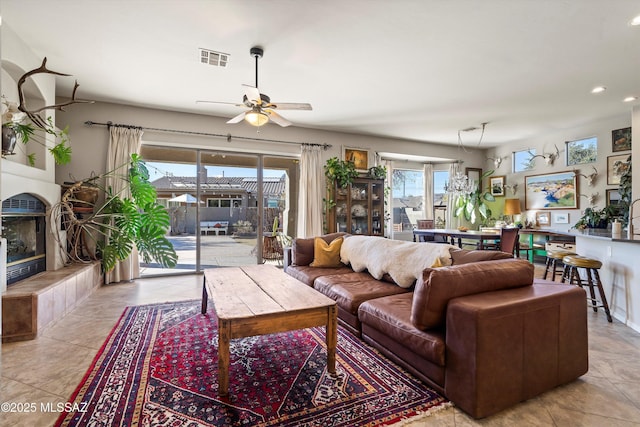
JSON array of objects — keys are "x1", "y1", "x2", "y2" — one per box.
[
  {"x1": 310, "y1": 237, "x2": 344, "y2": 268},
  {"x1": 431, "y1": 256, "x2": 445, "y2": 268}
]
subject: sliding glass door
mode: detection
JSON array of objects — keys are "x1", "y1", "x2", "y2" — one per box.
[{"x1": 138, "y1": 145, "x2": 297, "y2": 277}]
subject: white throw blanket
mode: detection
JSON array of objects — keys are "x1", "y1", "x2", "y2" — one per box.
[{"x1": 340, "y1": 236, "x2": 457, "y2": 288}]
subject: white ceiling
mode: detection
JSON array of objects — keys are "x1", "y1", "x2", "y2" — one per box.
[{"x1": 2, "y1": 0, "x2": 639, "y2": 147}]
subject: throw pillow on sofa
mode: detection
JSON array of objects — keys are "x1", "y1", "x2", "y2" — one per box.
[
  {"x1": 410, "y1": 258, "x2": 534, "y2": 330},
  {"x1": 292, "y1": 232, "x2": 346, "y2": 266},
  {"x1": 310, "y1": 236, "x2": 344, "y2": 267}
]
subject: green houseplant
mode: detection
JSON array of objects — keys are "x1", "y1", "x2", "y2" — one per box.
[
  {"x1": 55, "y1": 154, "x2": 177, "y2": 273},
  {"x1": 324, "y1": 156, "x2": 359, "y2": 188},
  {"x1": 572, "y1": 206, "x2": 617, "y2": 230},
  {"x1": 453, "y1": 169, "x2": 495, "y2": 224},
  {"x1": 618, "y1": 154, "x2": 632, "y2": 226}
]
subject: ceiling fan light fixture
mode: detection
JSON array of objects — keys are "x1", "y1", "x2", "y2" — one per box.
[{"x1": 245, "y1": 109, "x2": 269, "y2": 126}]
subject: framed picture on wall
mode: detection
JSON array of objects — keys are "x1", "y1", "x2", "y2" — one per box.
[
  {"x1": 553, "y1": 213, "x2": 569, "y2": 224},
  {"x1": 489, "y1": 175, "x2": 505, "y2": 197},
  {"x1": 612, "y1": 127, "x2": 632, "y2": 152},
  {"x1": 342, "y1": 146, "x2": 369, "y2": 172},
  {"x1": 536, "y1": 211, "x2": 551, "y2": 226},
  {"x1": 606, "y1": 188, "x2": 623, "y2": 216},
  {"x1": 465, "y1": 167, "x2": 482, "y2": 186},
  {"x1": 607, "y1": 154, "x2": 631, "y2": 185},
  {"x1": 525, "y1": 171, "x2": 578, "y2": 210}
]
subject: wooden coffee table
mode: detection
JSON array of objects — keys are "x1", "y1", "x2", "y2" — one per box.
[{"x1": 201, "y1": 264, "x2": 338, "y2": 396}]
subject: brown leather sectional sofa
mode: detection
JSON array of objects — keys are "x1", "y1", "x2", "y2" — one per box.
[{"x1": 283, "y1": 233, "x2": 589, "y2": 418}]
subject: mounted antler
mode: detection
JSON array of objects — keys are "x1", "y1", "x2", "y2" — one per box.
[
  {"x1": 527, "y1": 150, "x2": 544, "y2": 161},
  {"x1": 17, "y1": 57, "x2": 93, "y2": 129},
  {"x1": 528, "y1": 145, "x2": 561, "y2": 166},
  {"x1": 574, "y1": 166, "x2": 598, "y2": 187}
]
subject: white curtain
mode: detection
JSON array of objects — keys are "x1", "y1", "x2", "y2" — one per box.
[
  {"x1": 423, "y1": 163, "x2": 434, "y2": 220},
  {"x1": 445, "y1": 162, "x2": 461, "y2": 229},
  {"x1": 105, "y1": 126, "x2": 143, "y2": 284},
  {"x1": 297, "y1": 144, "x2": 324, "y2": 237}
]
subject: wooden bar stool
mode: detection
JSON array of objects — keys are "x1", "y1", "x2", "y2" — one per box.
[
  {"x1": 561, "y1": 255, "x2": 612, "y2": 322},
  {"x1": 543, "y1": 249, "x2": 575, "y2": 281}
]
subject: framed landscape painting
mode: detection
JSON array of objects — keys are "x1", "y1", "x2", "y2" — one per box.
[{"x1": 525, "y1": 171, "x2": 578, "y2": 210}]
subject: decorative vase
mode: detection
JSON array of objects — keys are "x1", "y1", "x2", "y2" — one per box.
[{"x1": 2, "y1": 124, "x2": 18, "y2": 156}]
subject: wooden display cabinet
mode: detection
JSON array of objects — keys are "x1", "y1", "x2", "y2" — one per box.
[{"x1": 328, "y1": 177, "x2": 384, "y2": 236}]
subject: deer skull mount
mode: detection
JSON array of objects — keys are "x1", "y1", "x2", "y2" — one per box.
[
  {"x1": 581, "y1": 192, "x2": 599, "y2": 206},
  {"x1": 574, "y1": 166, "x2": 598, "y2": 187},
  {"x1": 528, "y1": 144, "x2": 561, "y2": 166},
  {"x1": 487, "y1": 156, "x2": 503, "y2": 169},
  {"x1": 505, "y1": 183, "x2": 518, "y2": 195},
  {"x1": 545, "y1": 144, "x2": 561, "y2": 166},
  {"x1": 17, "y1": 57, "x2": 93, "y2": 129}
]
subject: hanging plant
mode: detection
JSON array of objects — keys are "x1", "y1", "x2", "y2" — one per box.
[
  {"x1": 324, "y1": 157, "x2": 359, "y2": 188},
  {"x1": 368, "y1": 164, "x2": 387, "y2": 180}
]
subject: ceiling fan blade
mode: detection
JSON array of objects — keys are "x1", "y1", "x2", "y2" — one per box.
[
  {"x1": 226, "y1": 111, "x2": 247, "y2": 124},
  {"x1": 268, "y1": 102, "x2": 312, "y2": 111},
  {"x1": 266, "y1": 110, "x2": 292, "y2": 127},
  {"x1": 242, "y1": 84, "x2": 262, "y2": 105},
  {"x1": 197, "y1": 100, "x2": 244, "y2": 107}
]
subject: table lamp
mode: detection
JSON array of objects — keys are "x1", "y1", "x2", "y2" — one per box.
[{"x1": 503, "y1": 199, "x2": 522, "y2": 225}]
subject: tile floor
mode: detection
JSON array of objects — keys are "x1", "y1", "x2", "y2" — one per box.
[{"x1": 2, "y1": 268, "x2": 640, "y2": 426}]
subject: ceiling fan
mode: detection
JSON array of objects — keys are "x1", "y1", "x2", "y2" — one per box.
[{"x1": 197, "y1": 46, "x2": 312, "y2": 127}]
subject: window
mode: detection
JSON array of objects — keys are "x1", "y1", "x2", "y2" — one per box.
[
  {"x1": 567, "y1": 137, "x2": 597, "y2": 166},
  {"x1": 207, "y1": 197, "x2": 242, "y2": 208},
  {"x1": 392, "y1": 169, "x2": 424, "y2": 231},
  {"x1": 433, "y1": 170, "x2": 448, "y2": 207},
  {"x1": 513, "y1": 149, "x2": 535, "y2": 173},
  {"x1": 433, "y1": 170, "x2": 448, "y2": 228}
]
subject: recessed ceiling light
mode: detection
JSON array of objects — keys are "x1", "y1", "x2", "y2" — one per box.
[
  {"x1": 591, "y1": 86, "x2": 606, "y2": 94},
  {"x1": 630, "y1": 14, "x2": 640, "y2": 26},
  {"x1": 623, "y1": 96, "x2": 638, "y2": 102}
]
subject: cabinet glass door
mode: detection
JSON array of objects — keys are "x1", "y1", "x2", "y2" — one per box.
[
  {"x1": 371, "y1": 181, "x2": 384, "y2": 236},
  {"x1": 350, "y1": 182, "x2": 369, "y2": 234},
  {"x1": 335, "y1": 187, "x2": 348, "y2": 233}
]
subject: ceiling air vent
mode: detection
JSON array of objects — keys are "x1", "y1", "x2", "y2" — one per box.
[{"x1": 199, "y1": 48, "x2": 229, "y2": 68}]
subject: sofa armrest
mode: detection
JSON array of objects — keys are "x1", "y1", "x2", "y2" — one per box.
[{"x1": 444, "y1": 284, "x2": 588, "y2": 419}]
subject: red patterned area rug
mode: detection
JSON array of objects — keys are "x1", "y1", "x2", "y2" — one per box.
[{"x1": 56, "y1": 300, "x2": 450, "y2": 426}]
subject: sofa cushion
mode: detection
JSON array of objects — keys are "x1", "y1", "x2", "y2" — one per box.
[
  {"x1": 358, "y1": 293, "x2": 446, "y2": 366},
  {"x1": 310, "y1": 236, "x2": 344, "y2": 267},
  {"x1": 411, "y1": 258, "x2": 534, "y2": 330},
  {"x1": 340, "y1": 235, "x2": 457, "y2": 288},
  {"x1": 285, "y1": 265, "x2": 354, "y2": 287},
  {"x1": 292, "y1": 232, "x2": 347, "y2": 266},
  {"x1": 314, "y1": 272, "x2": 409, "y2": 314},
  {"x1": 449, "y1": 248, "x2": 513, "y2": 265}
]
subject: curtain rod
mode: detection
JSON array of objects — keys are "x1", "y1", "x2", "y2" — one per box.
[{"x1": 83, "y1": 120, "x2": 331, "y2": 149}]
